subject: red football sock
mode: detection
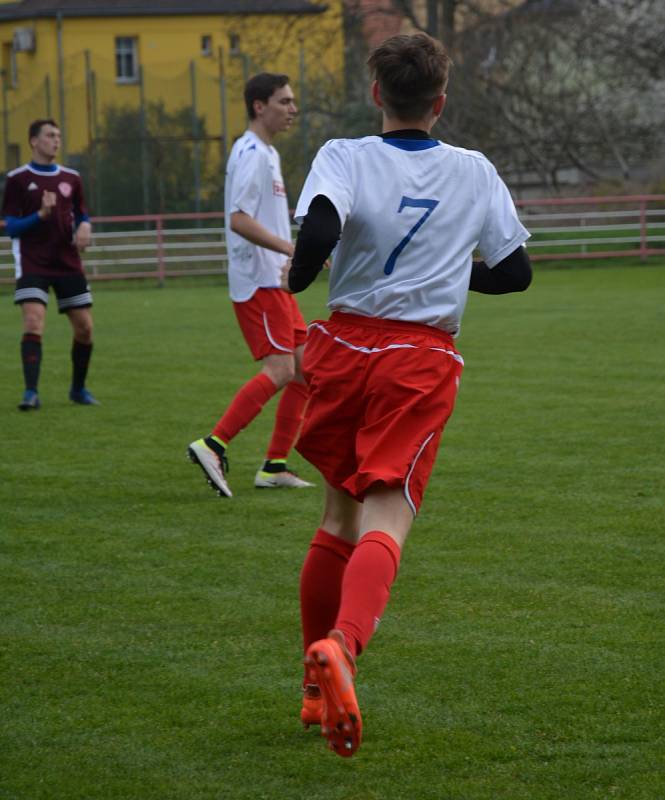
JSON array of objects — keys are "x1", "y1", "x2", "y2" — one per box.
[
  {"x1": 335, "y1": 531, "x2": 401, "y2": 658},
  {"x1": 212, "y1": 373, "x2": 277, "y2": 443},
  {"x1": 300, "y1": 528, "x2": 356, "y2": 656},
  {"x1": 266, "y1": 381, "x2": 308, "y2": 460}
]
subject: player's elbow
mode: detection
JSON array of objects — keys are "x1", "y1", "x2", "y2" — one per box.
[
  {"x1": 514, "y1": 262, "x2": 532, "y2": 292},
  {"x1": 229, "y1": 211, "x2": 247, "y2": 235},
  {"x1": 505, "y1": 246, "x2": 533, "y2": 292}
]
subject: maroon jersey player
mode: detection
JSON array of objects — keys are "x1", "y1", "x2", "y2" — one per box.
[{"x1": 2, "y1": 119, "x2": 98, "y2": 409}]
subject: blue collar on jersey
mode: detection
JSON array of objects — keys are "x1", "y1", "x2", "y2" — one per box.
[
  {"x1": 29, "y1": 160, "x2": 58, "y2": 172},
  {"x1": 379, "y1": 129, "x2": 440, "y2": 151}
]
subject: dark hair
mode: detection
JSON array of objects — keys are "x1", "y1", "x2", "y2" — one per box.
[
  {"x1": 244, "y1": 73, "x2": 289, "y2": 119},
  {"x1": 367, "y1": 33, "x2": 451, "y2": 120},
  {"x1": 29, "y1": 119, "x2": 59, "y2": 140}
]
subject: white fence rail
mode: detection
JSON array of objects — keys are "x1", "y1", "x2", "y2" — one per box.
[{"x1": 1, "y1": 196, "x2": 664, "y2": 284}]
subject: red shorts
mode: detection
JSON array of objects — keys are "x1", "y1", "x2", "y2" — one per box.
[
  {"x1": 233, "y1": 288, "x2": 307, "y2": 361},
  {"x1": 296, "y1": 312, "x2": 464, "y2": 514}
]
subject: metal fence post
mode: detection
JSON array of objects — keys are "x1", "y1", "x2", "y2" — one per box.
[
  {"x1": 639, "y1": 199, "x2": 647, "y2": 261},
  {"x1": 56, "y1": 11, "x2": 67, "y2": 161},
  {"x1": 156, "y1": 216, "x2": 166, "y2": 286},
  {"x1": 242, "y1": 52, "x2": 249, "y2": 86},
  {"x1": 139, "y1": 65, "x2": 150, "y2": 218},
  {"x1": 84, "y1": 51, "x2": 93, "y2": 144},
  {"x1": 190, "y1": 60, "x2": 201, "y2": 215},
  {"x1": 299, "y1": 40, "x2": 308, "y2": 180},
  {"x1": 218, "y1": 47, "x2": 228, "y2": 166},
  {"x1": 84, "y1": 51, "x2": 96, "y2": 211},
  {"x1": 91, "y1": 69, "x2": 102, "y2": 218},
  {"x1": 1, "y1": 70, "x2": 8, "y2": 170},
  {"x1": 45, "y1": 74, "x2": 52, "y2": 117}
]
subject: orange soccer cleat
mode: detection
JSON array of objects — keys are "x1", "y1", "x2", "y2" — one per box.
[
  {"x1": 300, "y1": 684, "x2": 323, "y2": 728},
  {"x1": 304, "y1": 629, "x2": 362, "y2": 757}
]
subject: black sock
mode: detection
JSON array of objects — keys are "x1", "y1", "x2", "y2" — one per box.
[
  {"x1": 71, "y1": 340, "x2": 93, "y2": 391},
  {"x1": 204, "y1": 436, "x2": 226, "y2": 458},
  {"x1": 21, "y1": 333, "x2": 42, "y2": 391},
  {"x1": 262, "y1": 459, "x2": 287, "y2": 473}
]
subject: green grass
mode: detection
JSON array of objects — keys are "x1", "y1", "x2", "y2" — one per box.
[{"x1": 1, "y1": 263, "x2": 664, "y2": 799}]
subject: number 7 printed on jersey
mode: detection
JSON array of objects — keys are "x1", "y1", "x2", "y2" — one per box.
[{"x1": 384, "y1": 196, "x2": 440, "y2": 276}]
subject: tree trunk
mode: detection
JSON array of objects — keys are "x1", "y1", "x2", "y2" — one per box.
[
  {"x1": 426, "y1": 0, "x2": 439, "y2": 36},
  {"x1": 441, "y1": 0, "x2": 457, "y2": 47}
]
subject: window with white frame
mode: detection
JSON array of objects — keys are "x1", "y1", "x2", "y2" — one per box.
[
  {"x1": 201, "y1": 35, "x2": 212, "y2": 57},
  {"x1": 115, "y1": 37, "x2": 138, "y2": 83}
]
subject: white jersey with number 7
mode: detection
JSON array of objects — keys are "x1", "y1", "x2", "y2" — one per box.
[{"x1": 295, "y1": 136, "x2": 530, "y2": 335}]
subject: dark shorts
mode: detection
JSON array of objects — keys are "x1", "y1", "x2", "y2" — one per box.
[{"x1": 14, "y1": 273, "x2": 93, "y2": 314}]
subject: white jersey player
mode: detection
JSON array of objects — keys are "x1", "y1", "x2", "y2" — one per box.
[
  {"x1": 225, "y1": 129, "x2": 292, "y2": 302},
  {"x1": 284, "y1": 33, "x2": 532, "y2": 759},
  {"x1": 295, "y1": 135, "x2": 529, "y2": 334},
  {"x1": 187, "y1": 73, "x2": 314, "y2": 498}
]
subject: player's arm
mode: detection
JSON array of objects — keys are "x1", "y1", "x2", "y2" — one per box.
[
  {"x1": 469, "y1": 245, "x2": 532, "y2": 294},
  {"x1": 74, "y1": 219, "x2": 92, "y2": 251},
  {"x1": 73, "y1": 177, "x2": 92, "y2": 250},
  {"x1": 4, "y1": 214, "x2": 40, "y2": 238},
  {"x1": 287, "y1": 195, "x2": 341, "y2": 293},
  {"x1": 3, "y1": 188, "x2": 56, "y2": 238},
  {"x1": 230, "y1": 211, "x2": 294, "y2": 257}
]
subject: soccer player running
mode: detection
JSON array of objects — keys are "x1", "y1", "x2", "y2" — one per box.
[
  {"x1": 188, "y1": 73, "x2": 313, "y2": 497},
  {"x1": 285, "y1": 33, "x2": 532, "y2": 757},
  {"x1": 3, "y1": 119, "x2": 97, "y2": 410}
]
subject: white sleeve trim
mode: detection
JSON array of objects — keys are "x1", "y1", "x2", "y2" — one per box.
[{"x1": 485, "y1": 234, "x2": 530, "y2": 269}]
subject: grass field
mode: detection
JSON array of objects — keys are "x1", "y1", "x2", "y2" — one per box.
[{"x1": 1, "y1": 263, "x2": 664, "y2": 800}]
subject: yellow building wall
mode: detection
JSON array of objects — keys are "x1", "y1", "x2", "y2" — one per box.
[{"x1": 0, "y1": 3, "x2": 344, "y2": 170}]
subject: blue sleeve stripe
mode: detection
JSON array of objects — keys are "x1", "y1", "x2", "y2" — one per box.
[{"x1": 4, "y1": 212, "x2": 41, "y2": 238}]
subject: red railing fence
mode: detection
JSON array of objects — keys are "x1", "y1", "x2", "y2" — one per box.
[{"x1": 1, "y1": 195, "x2": 664, "y2": 285}]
